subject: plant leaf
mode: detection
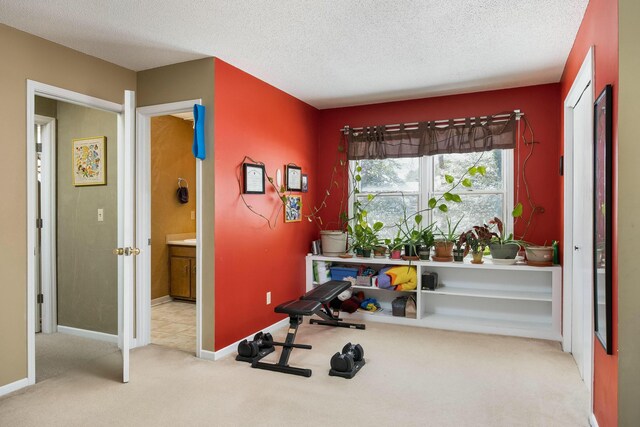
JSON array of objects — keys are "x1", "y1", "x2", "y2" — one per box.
[
  {"x1": 445, "y1": 174, "x2": 454, "y2": 184},
  {"x1": 439, "y1": 204, "x2": 448, "y2": 212},
  {"x1": 355, "y1": 175, "x2": 361, "y2": 182},
  {"x1": 512, "y1": 202, "x2": 523, "y2": 218},
  {"x1": 478, "y1": 166, "x2": 486, "y2": 176},
  {"x1": 428, "y1": 198, "x2": 437, "y2": 209},
  {"x1": 373, "y1": 221, "x2": 384, "y2": 231},
  {"x1": 451, "y1": 194, "x2": 462, "y2": 203},
  {"x1": 415, "y1": 214, "x2": 423, "y2": 225},
  {"x1": 462, "y1": 178, "x2": 472, "y2": 187},
  {"x1": 443, "y1": 192, "x2": 453, "y2": 201},
  {"x1": 468, "y1": 166, "x2": 478, "y2": 176},
  {"x1": 356, "y1": 165, "x2": 362, "y2": 172}
]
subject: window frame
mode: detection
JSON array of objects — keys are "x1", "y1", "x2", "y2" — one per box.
[{"x1": 349, "y1": 150, "x2": 514, "y2": 238}]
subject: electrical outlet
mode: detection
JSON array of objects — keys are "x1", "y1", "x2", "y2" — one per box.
[
  {"x1": 97, "y1": 209, "x2": 104, "y2": 222},
  {"x1": 191, "y1": 210, "x2": 196, "y2": 220},
  {"x1": 266, "y1": 291, "x2": 271, "y2": 305}
]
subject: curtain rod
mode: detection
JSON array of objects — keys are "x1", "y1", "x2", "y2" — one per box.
[{"x1": 342, "y1": 109, "x2": 522, "y2": 134}]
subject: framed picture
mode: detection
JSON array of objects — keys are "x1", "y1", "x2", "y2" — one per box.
[
  {"x1": 593, "y1": 84, "x2": 613, "y2": 355},
  {"x1": 286, "y1": 165, "x2": 302, "y2": 191},
  {"x1": 73, "y1": 136, "x2": 106, "y2": 186},
  {"x1": 243, "y1": 163, "x2": 265, "y2": 194},
  {"x1": 284, "y1": 195, "x2": 302, "y2": 223},
  {"x1": 301, "y1": 174, "x2": 308, "y2": 193}
]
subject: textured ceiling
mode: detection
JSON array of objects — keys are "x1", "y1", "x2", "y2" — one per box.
[{"x1": 0, "y1": 0, "x2": 588, "y2": 109}]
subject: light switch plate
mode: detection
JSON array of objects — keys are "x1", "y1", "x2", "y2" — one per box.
[{"x1": 97, "y1": 209, "x2": 104, "y2": 222}]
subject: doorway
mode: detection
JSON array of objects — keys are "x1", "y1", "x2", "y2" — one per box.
[
  {"x1": 135, "y1": 100, "x2": 203, "y2": 358},
  {"x1": 27, "y1": 81, "x2": 135, "y2": 385},
  {"x1": 563, "y1": 47, "x2": 594, "y2": 397}
]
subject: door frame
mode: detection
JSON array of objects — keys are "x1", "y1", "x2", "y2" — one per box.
[
  {"x1": 562, "y1": 47, "x2": 594, "y2": 397},
  {"x1": 134, "y1": 100, "x2": 203, "y2": 358},
  {"x1": 26, "y1": 80, "x2": 126, "y2": 385},
  {"x1": 35, "y1": 114, "x2": 57, "y2": 334}
]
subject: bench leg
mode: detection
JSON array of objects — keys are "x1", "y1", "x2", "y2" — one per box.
[
  {"x1": 251, "y1": 315, "x2": 313, "y2": 377},
  {"x1": 309, "y1": 303, "x2": 366, "y2": 330}
]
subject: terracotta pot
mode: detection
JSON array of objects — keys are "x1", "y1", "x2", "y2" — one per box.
[
  {"x1": 390, "y1": 249, "x2": 402, "y2": 259},
  {"x1": 434, "y1": 241, "x2": 454, "y2": 258}
]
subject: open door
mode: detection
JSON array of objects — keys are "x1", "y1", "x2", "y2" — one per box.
[{"x1": 115, "y1": 90, "x2": 137, "y2": 383}]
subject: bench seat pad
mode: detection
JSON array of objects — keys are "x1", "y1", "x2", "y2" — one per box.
[
  {"x1": 303, "y1": 280, "x2": 351, "y2": 303},
  {"x1": 275, "y1": 299, "x2": 321, "y2": 316}
]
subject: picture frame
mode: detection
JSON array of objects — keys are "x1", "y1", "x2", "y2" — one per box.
[
  {"x1": 301, "y1": 174, "x2": 308, "y2": 193},
  {"x1": 284, "y1": 195, "x2": 302, "y2": 223},
  {"x1": 286, "y1": 165, "x2": 302, "y2": 191},
  {"x1": 593, "y1": 84, "x2": 613, "y2": 355},
  {"x1": 243, "y1": 163, "x2": 265, "y2": 194},
  {"x1": 73, "y1": 136, "x2": 106, "y2": 186}
]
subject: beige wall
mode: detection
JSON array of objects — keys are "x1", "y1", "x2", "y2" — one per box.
[
  {"x1": 617, "y1": 0, "x2": 640, "y2": 423},
  {"x1": 0, "y1": 23, "x2": 135, "y2": 387},
  {"x1": 137, "y1": 58, "x2": 216, "y2": 351},
  {"x1": 56, "y1": 101, "x2": 118, "y2": 334},
  {"x1": 150, "y1": 116, "x2": 196, "y2": 300}
]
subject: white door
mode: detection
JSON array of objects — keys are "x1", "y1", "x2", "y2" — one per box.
[
  {"x1": 116, "y1": 90, "x2": 136, "y2": 383},
  {"x1": 571, "y1": 85, "x2": 594, "y2": 383}
]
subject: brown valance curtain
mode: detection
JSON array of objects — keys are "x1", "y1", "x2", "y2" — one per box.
[{"x1": 346, "y1": 112, "x2": 518, "y2": 160}]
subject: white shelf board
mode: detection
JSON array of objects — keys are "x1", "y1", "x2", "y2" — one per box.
[
  {"x1": 308, "y1": 254, "x2": 561, "y2": 272},
  {"x1": 421, "y1": 313, "x2": 559, "y2": 341},
  {"x1": 353, "y1": 285, "x2": 416, "y2": 293},
  {"x1": 424, "y1": 286, "x2": 552, "y2": 302}
]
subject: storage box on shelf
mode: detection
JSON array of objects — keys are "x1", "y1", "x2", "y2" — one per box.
[{"x1": 305, "y1": 254, "x2": 564, "y2": 346}]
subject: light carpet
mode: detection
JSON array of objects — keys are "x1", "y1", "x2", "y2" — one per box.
[{"x1": 1, "y1": 322, "x2": 588, "y2": 426}]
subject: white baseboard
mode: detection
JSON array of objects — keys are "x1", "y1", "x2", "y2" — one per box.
[
  {"x1": 589, "y1": 413, "x2": 599, "y2": 427},
  {"x1": 199, "y1": 318, "x2": 289, "y2": 361},
  {"x1": 57, "y1": 325, "x2": 118, "y2": 343},
  {"x1": 151, "y1": 295, "x2": 172, "y2": 306},
  {"x1": 0, "y1": 378, "x2": 29, "y2": 397}
]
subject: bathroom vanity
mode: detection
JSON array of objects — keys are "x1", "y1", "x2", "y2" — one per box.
[{"x1": 167, "y1": 237, "x2": 197, "y2": 301}]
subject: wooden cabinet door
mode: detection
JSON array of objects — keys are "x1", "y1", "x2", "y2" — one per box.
[
  {"x1": 190, "y1": 259, "x2": 196, "y2": 299},
  {"x1": 170, "y1": 257, "x2": 191, "y2": 298}
]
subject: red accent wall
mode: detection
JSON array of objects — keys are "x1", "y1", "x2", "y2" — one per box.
[
  {"x1": 316, "y1": 84, "x2": 562, "y2": 246},
  {"x1": 560, "y1": 0, "x2": 619, "y2": 425},
  {"x1": 213, "y1": 58, "x2": 319, "y2": 349}
]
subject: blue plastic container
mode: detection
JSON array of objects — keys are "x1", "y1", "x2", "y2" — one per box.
[{"x1": 330, "y1": 267, "x2": 359, "y2": 281}]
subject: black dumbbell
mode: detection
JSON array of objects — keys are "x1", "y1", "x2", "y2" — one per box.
[
  {"x1": 330, "y1": 342, "x2": 364, "y2": 373},
  {"x1": 237, "y1": 332, "x2": 274, "y2": 358}
]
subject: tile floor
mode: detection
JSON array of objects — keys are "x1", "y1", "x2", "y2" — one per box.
[{"x1": 151, "y1": 300, "x2": 195, "y2": 354}]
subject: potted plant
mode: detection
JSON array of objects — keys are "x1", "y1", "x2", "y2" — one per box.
[
  {"x1": 385, "y1": 232, "x2": 404, "y2": 259},
  {"x1": 488, "y1": 217, "x2": 521, "y2": 259},
  {"x1": 525, "y1": 244, "x2": 554, "y2": 265},
  {"x1": 462, "y1": 225, "x2": 494, "y2": 264},
  {"x1": 452, "y1": 236, "x2": 465, "y2": 262},
  {"x1": 347, "y1": 210, "x2": 383, "y2": 258},
  {"x1": 433, "y1": 216, "x2": 463, "y2": 261},
  {"x1": 419, "y1": 226, "x2": 435, "y2": 260},
  {"x1": 396, "y1": 212, "x2": 427, "y2": 259}
]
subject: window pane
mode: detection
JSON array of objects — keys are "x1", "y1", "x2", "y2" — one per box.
[
  {"x1": 431, "y1": 194, "x2": 504, "y2": 237},
  {"x1": 355, "y1": 194, "x2": 419, "y2": 241},
  {"x1": 357, "y1": 158, "x2": 420, "y2": 193},
  {"x1": 433, "y1": 151, "x2": 503, "y2": 192}
]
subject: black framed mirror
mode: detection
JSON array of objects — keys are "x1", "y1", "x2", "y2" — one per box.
[{"x1": 593, "y1": 84, "x2": 613, "y2": 354}]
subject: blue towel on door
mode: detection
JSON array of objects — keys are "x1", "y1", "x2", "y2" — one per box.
[{"x1": 193, "y1": 104, "x2": 206, "y2": 160}]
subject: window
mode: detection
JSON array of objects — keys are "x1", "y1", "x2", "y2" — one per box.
[{"x1": 351, "y1": 150, "x2": 513, "y2": 240}]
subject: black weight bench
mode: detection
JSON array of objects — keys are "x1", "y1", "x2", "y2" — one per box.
[{"x1": 251, "y1": 280, "x2": 365, "y2": 377}]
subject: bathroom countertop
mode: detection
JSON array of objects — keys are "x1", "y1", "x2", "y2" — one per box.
[{"x1": 167, "y1": 238, "x2": 196, "y2": 247}]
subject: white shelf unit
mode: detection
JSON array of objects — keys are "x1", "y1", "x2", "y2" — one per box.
[{"x1": 305, "y1": 254, "x2": 564, "y2": 346}]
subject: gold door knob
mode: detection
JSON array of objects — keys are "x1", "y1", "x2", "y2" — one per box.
[
  {"x1": 113, "y1": 248, "x2": 124, "y2": 255},
  {"x1": 131, "y1": 247, "x2": 141, "y2": 256}
]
